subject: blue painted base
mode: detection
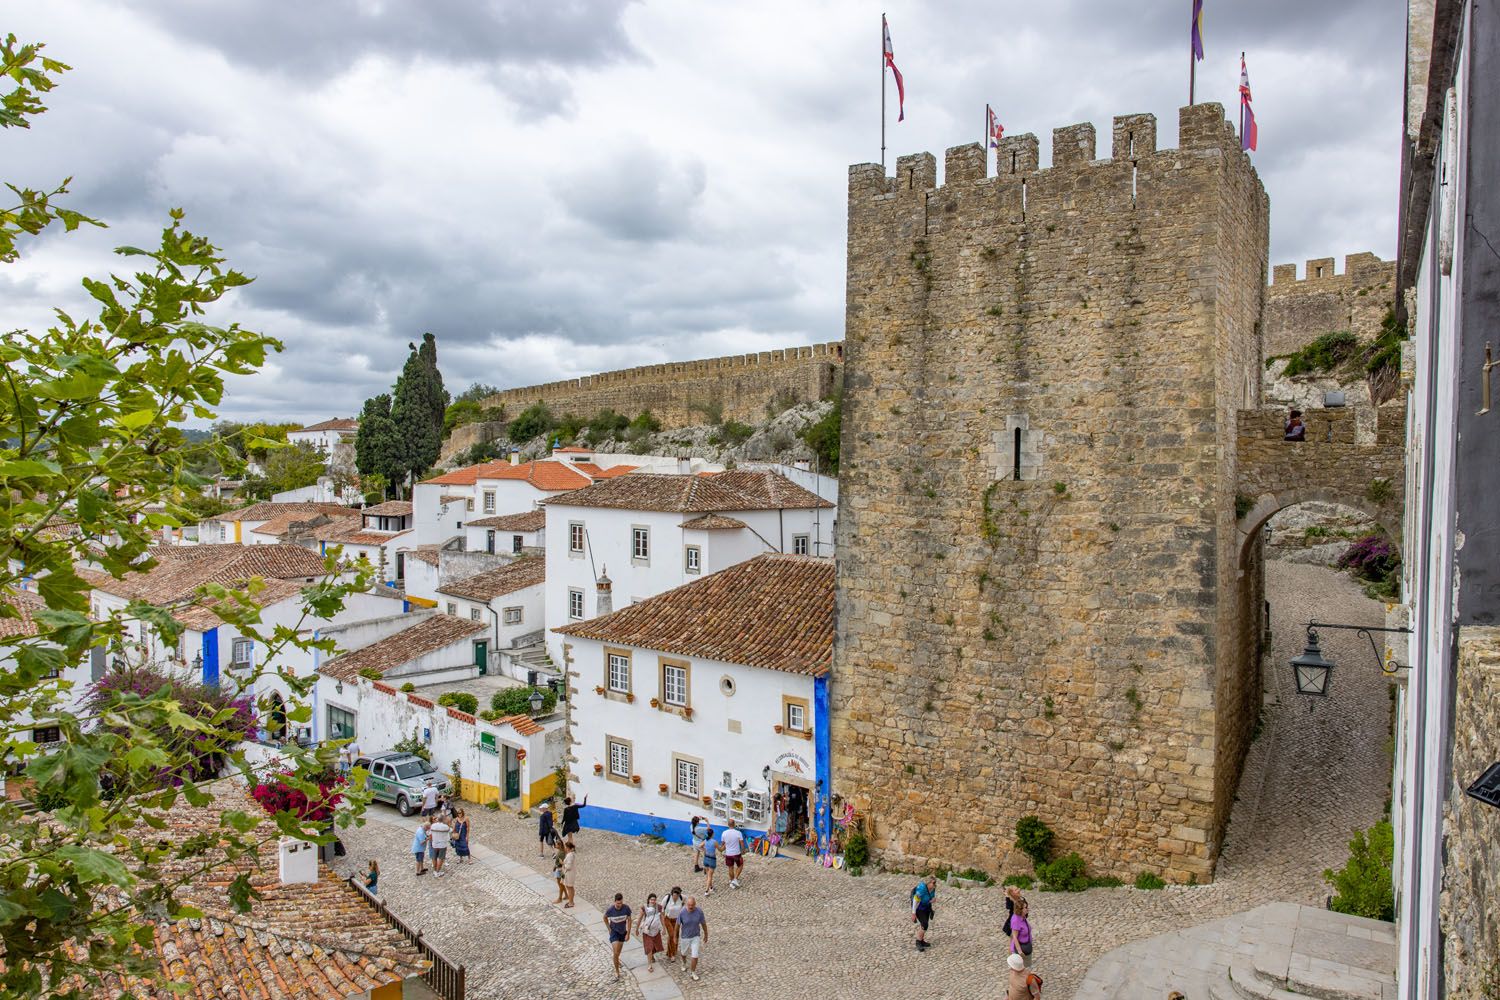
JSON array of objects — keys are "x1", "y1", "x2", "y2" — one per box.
[{"x1": 578, "y1": 804, "x2": 765, "y2": 849}]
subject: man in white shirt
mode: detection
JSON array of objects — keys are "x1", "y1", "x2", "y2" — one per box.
[
  {"x1": 421, "y1": 781, "x2": 440, "y2": 817},
  {"x1": 428, "y1": 816, "x2": 452, "y2": 877},
  {"x1": 720, "y1": 818, "x2": 745, "y2": 889},
  {"x1": 342, "y1": 739, "x2": 362, "y2": 774}
]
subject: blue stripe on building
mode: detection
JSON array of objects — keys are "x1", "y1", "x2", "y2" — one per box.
[
  {"x1": 814, "y1": 674, "x2": 832, "y2": 847},
  {"x1": 578, "y1": 804, "x2": 765, "y2": 849},
  {"x1": 200, "y1": 628, "x2": 219, "y2": 686}
]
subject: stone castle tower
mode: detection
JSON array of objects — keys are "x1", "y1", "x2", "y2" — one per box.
[{"x1": 831, "y1": 103, "x2": 1270, "y2": 882}]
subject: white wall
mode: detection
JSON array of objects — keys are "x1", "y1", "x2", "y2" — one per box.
[
  {"x1": 436, "y1": 584, "x2": 545, "y2": 655},
  {"x1": 400, "y1": 556, "x2": 443, "y2": 604},
  {"x1": 412, "y1": 482, "x2": 474, "y2": 547},
  {"x1": 464, "y1": 523, "x2": 544, "y2": 555},
  {"x1": 563, "y1": 635, "x2": 817, "y2": 835},
  {"x1": 287, "y1": 428, "x2": 346, "y2": 452}
]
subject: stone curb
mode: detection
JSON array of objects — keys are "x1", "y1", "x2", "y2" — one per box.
[{"x1": 365, "y1": 810, "x2": 684, "y2": 1000}]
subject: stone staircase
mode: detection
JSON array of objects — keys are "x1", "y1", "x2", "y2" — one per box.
[{"x1": 1075, "y1": 903, "x2": 1396, "y2": 1000}]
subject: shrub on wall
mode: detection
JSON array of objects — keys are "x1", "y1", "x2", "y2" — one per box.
[
  {"x1": 1014, "y1": 814, "x2": 1055, "y2": 869},
  {"x1": 437, "y1": 691, "x2": 479, "y2": 714},
  {"x1": 490, "y1": 685, "x2": 556, "y2": 717},
  {"x1": 392, "y1": 727, "x2": 430, "y2": 763},
  {"x1": 1036, "y1": 852, "x2": 1090, "y2": 892},
  {"x1": 252, "y1": 768, "x2": 347, "y2": 823},
  {"x1": 1324, "y1": 820, "x2": 1394, "y2": 921}
]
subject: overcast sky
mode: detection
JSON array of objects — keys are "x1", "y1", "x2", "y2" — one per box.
[{"x1": 3, "y1": 1, "x2": 1405, "y2": 424}]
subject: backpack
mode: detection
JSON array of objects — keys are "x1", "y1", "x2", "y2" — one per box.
[{"x1": 1027, "y1": 972, "x2": 1043, "y2": 996}]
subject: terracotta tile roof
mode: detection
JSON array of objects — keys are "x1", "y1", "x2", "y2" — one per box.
[
  {"x1": 83, "y1": 545, "x2": 331, "y2": 606},
  {"x1": 361, "y1": 500, "x2": 412, "y2": 516},
  {"x1": 479, "y1": 460, "x2": 593, "y2": 491},
  {"x1": 401, "y1": 545, "x2": 442, "y2": 567},
  {"x1": 0, "y1": 590, "x2": 44, "y2": 639},
  {"x1": 437, "y1": 558, "x2": 545, "y2": 602},
  {"x1": 295, "y1": 417, "x2": 360, "y2": 433},
  {"x1": 250, "y1": 511, "x2": 354, "y2": 539},
  {"x1": 466, "y1": 510, "x2": 545, "y2": 531},
  {"x1": 420, "y1": 462, "x2": 501, "y2": 486},
  {"x1": 680, "y1": 514, "x2": 747, "y2": 530},
  {"x1": 206, "y1": 501, "x2": 352, "y2": 523},
  {"x1": 575, "y1": 462, "x2": 638, "y2": 479},
  {"x1": 319, "y1": 614, "x2": 487, "y2": 681},
  {"x1": 77, "y1": 783, "x2": 426, "y2": 999},
  {"x1": 173, "y1": 578, "x2": 307, "y2": 631},
  {"x1": 545, "y1": 470, "x2": 832, "y2": 513},
  {"x1": 493, "y1": 713, "x2": 544, "y2": 737},
  {"x1": 553, "y1": 446, "x2": 593, "y2": 454},
  {"x1": 554, "y1": 554, "x2": 833, "y2": 675}
]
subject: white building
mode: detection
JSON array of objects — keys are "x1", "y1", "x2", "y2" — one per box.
[
  {"x1": 464, "y1": 509, "x2": 545, "y2": 556},
  {"x1": 541, "y1": 469, "x2": 836, "y2": 666},
  {"x1": 1, "y1": 590, "x2": 94, "y2": 749},
  {"x1": 311, "y1": 501, "x2": 414, "y2": 588},
  {"x1": 434, "y1": 557, "x2": 547, "y2": 680},
  {"x1": 554, "y1": 553, "x2": 833, "y2": 847},
  {"x1": 286, "y1": 417, "x2": 359, "y2": 453}
]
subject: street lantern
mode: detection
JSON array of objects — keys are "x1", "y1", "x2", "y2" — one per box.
[
  {"x1": 1290, "y1": 629, "x2": 1335, "y2": 697},
  {"x1": 528, "y1": 688, "x2": 545, "y2": 715}
]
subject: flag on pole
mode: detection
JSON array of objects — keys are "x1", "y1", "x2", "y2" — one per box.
[
  {"x1": 883, "y1": 15, "x2": 905, "y2": 122},
  {"x1": 1239, "y1": 53, "x2": 1258, "y2": 151},
  {"x1": 1191, "y1": 0, "x2": 1205, "y2": 61},
  {"x1": 987, "y1": 104, "x2": 1004, "y2": 148}
]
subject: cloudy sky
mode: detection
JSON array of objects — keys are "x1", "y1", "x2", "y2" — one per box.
[{"x1": 3, "y1": 1, "x2": 1405, "y2": 424}]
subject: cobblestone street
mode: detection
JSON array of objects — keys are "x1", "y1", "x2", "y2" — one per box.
[{"x1": 337, "y1": 561, "x2": 1393, "y2": 999}]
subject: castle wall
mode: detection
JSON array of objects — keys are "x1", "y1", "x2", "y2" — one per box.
[
  {"x1": 480, "y1": 344, "x2": 843, "y2": 429},
  {"x1": 831, "y1": 104, "x2": 1268, "y2": 882},
  {"x1": 1265, "y1": 253, "x2": 1396, "y2": 357}
]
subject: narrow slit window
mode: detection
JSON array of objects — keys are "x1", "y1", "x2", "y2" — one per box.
[{"x1": 1013, "y1": 427, "x2": 1023, "y2": 481}]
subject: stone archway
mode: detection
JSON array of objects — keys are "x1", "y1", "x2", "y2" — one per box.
[{"x1": 1237, "y1": 487, "x2": 1400, "y2": 567}]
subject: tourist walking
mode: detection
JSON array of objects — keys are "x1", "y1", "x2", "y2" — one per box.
[
  {"x1": 604, "y1": 892, "x2": 632, "y2": 980},
  {"x1": 637, "y1": 892, "x2": 665, "y2": 973},
  {"x1": 1007, "y1": 952, "x2": 1042, "y2": 998},
  {"x1": 701, "y1": 830, "x2": 718, "y2": 894},
  {"x1": 411, "y1": 822, "x2": 430, "y2": 876},
  {"x1": 537, "y1": 801, "x2": 554, "y2": 856},
  {"x1": 721, "y1": 818, "x2": 746, "y2": 888},
  {"x1": 451, "y1": 809, "x2": 470, "y2": 864},
  {"x1": 560, "y1": 841, "x2": 577, "y2": 907},
  {"x1": 561, "y1": 794, "x2": 586, "y2": 838},
  {"x1": 420, "y1": 780, "x2": 441, "y2": 818},
  {"x1": 1003, "y1": 884, "x2": 1027, "y2": 935},
  {"x1": 341, "y1": 738, "x2": 361, "y2": 775},
  {"x1": 364, "y1": 859, "x2": 379, "y2": 893},
  {"x1": 662, "y1": 886, "x2": 685, "y2": 959},
  {"x1": 676, "y1": 895, "x2": 709, "y2": 982},
  {"x1": 690, "y1": 816, "x2": 709, "y2": 872},
  {"x1": 551, "y1": 836, "x2": 568, "y2": 903},
  {"x1": 428, "y1": 815, "x2": 451, "y2": 877},
  {"x1": 1009, "y1": 897, "x2": 1034, "y2": 960},
  {"x1": 911, "y1": 875, "x2": 937, "y2": 950}
]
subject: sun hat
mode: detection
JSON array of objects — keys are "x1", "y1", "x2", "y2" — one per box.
[{"x1": 1007, "y1": 954, "x2": 1026, "y2": 971}]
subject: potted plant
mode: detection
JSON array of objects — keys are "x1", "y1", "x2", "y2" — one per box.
[
  {"x1": 594, "y1": 685, "x2": 605, "y2": 695},
  {"x1": 701, "y1": 795, "x2": 712, "y2": 806},
  {"x1": 593, "y1": 763, "x2": 604, "y2": 775},
  {"x1": 650, "y1": 697, "x2": 660, "y2": 708},
  {"x1": 625, "y1": 692, "x2": 636, "y2": 704},
  {"x1": 658, "y1": 782, "x2": 669, "y2": 794},
  {"x1": 682, "y1": 706, "x2": 694, "y2": 720},
  {"x1": 774, "y1": 724, "x2": 784, "y2": 734},
  {"x1": 630, "y1": 774, "x2": 642, "y2": 785}
]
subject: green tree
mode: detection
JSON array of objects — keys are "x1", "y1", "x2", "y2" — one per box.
[
  {"x1": 801, "y1": 390, "x2": 842, "y2": 474},
  {"x1": 354, "y1": 392, "x2": 403, "y2": 497},
  {"x1": 508, "y1": 402, "x2": 555, "y2": 443},
  {"x1": 0, "y1": 38, "x2": 373, "y2": 996},
  {"x1": 243, "y1": 440, "x2": 325, "y2": 499},
  {"x1": 390, "y1": 332, "x2": 448, "y2": 484}
]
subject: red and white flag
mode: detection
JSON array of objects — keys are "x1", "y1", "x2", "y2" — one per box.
[
  {"x1": 883, "y1": 15, "x2": 905, "y2": 122},
  {"x1": 987, "y1": 104, "x2": 1004, "y2": 148},
  {"x1": 1239, "y1": 52, "x2": 1258, "y2": 151}
]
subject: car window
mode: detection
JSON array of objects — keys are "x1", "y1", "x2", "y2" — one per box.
[
  {"x1": 373, "y1": 763, "x2": 390, "y2": 779},
  {"x1": 393, "y1": 760, "x2": 431, "y2": 780}
]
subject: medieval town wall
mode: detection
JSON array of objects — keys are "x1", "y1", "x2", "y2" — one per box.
[
  {"x1": 1265, "y1": 253, "x2": 1395, "y2": 357},
  {"x1": 830, "y1": 103, "x2": 1269, "y2": 883}
]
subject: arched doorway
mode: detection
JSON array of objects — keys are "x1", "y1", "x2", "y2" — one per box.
[{"x1": 265, "y1": 691, "x2": 287, "y2": 743}]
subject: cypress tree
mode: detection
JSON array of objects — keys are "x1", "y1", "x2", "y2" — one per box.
[
  {"x1": 391, "y1": 332, "x2": 449, "y2": 485},
  {"x1": 354, "y1": 392, "x2": 404, "y2": 496}
]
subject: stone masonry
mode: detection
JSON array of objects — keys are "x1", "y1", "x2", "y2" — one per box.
[
  {"x1": 481, "y1": 343, "x2": 843, "y2": 429},
  {"x1": 831, "y1": 104, "x2": 1270, "y2": 883},
  {"x1": 1266, "y1": 252, "x2": 1396, "y2": 357},
  {"x1": 1441, "y1": 626, "x2": 1500, "y2": 998}
]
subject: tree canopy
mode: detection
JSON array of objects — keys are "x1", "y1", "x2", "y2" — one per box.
[
  {"x1": 390, "y1": 332, "x2": 448, "y2": 483},
  {"x1": 354, "y1": 392, "x2": 403, "y2": 497}
]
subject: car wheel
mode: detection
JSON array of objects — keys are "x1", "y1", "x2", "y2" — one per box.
[{"x1": 396, "y1": 795, "x2": 412, "y2": 817}]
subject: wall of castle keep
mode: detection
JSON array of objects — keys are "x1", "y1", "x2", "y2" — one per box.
[
  {"x1": 1265, "y1": 253, "x2": 1395, "y2": 357},
  {"x1": 831, "y1": 104, "x2": 1269, "y2": 882},
  {"x1": 480, "y1": 344, "x2": 843, "y2": 428}
]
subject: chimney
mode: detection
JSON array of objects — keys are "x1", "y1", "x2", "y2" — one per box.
[
  {"x1": 510, "y1": 447, "x2": 520, "y2": 466},
  {"x1": 677, "y1": 456, "x2": 691, "y2": 475},
  {"x1": 596, "y1": 566, "x2": 612, "y2": 616},
  {"x1": 793, "y1": 460, "x2": 810, "y2": 472},
  {"x1": 278, "y1": 837, "x2": 319, "y2": 885}
]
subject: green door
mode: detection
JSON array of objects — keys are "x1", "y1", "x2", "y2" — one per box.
[
  {"x1": 474, "y1": 640, "x2": 488, "y2": 675},
  {"x1": 504, "y1": 746, "x2": 520, "y2": 800}
]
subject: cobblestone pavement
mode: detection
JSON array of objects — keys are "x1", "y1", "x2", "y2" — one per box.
[{"x1": 337, "y1": 561, "x2": 1391, "y2": 1000}]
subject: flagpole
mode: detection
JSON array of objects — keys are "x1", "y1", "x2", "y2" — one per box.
[
  {"x1": 881, "y1": 14, "x2": 887, "y2": 170},
  {"x1": 1238, "y1": 53, "x2": 1244, "y2": 143},
  {"x1": 1188, "y1": 14, "x2": 1196, "y2": 104}
]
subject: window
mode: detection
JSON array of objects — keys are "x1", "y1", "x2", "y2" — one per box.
[
  {"x1": 512, "y1": 534, "x2": 524, "y2": 554},
  {"x1": 483, "y1": 491, "x2": 496, "y2": 514},
  {"x1": 470, "y1": 608, "x2": 482, "y2": 622},
  {"x1": 32, "y1": 725, "x2": 61, "y2": 744},
  {"x1": 569, "y1": 522, "x2": 585, "y2": 554},
  {"x1": 230, "y1": 638, "x2": 253, "y2": 668},
  {"x1": 465, "y1": 498, "x2": 474, "y2": 511},
  {"x1": 607, "y1": 650, "x2": 631, "y2": 693},
  {"x1": 674, "y1": 754, "x2": 701, "y2": 798},
  {"x1": 684, "y1": 545, "x2": 701, "y2": 574},
  {"x1": 327, "y1": 705, "x2": 355, "y2": 741},
  {"x1": 447, "y1": 602, "x2": 457, "y2": 615},
  {"x1": 631, "y1": 526, "x2": 650, "y2": 562},
  {"x1": 485, "y1": 530, "x2": 495, "y2": 554},
  {"x1": 793, "y1": 534, "x2": 809, "y2": 555},
  {"x1": 662, "y1": 659, "x2": 689, "y2": 707},
  {"x1": 783, "y1": 694, "x2": 810, "y2": 736},
  {"x1": 503, "y1": 607, "x2": 523, "y2": 625},
  {"x1": 568, "y1": 588, "x2": 585, "y2": 620},
  {"x1": 607, "y1": 737, "x2": 631, "y2": 778}
]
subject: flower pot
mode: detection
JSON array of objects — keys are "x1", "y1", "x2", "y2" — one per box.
[
  {"x1": 774, "y1": 724, "x2": 784, "y2": 734},
  {"x1": 650, "y1": 698, "x2": 660, "y2": 708},
  {"x1": 658, "y1": 783, "x2": 669, "y2": 794},
  {"x1": 625, "y1": 693, "x2": 636, "y2": 703},
  {"x1": 593, "y1": 764, "x2": 604, "y2": 775},
  {"x1": 682, "y1": 707, "x2": 694, "y2": 720},
  {"x1": 630, "y1": 775, "x2": 642, "y2": 785},
  {"x1": 701, "y1": 795, "x2": 712, "y2": 805},
  {"x1": 594, "y1": 686, "x2": 605, "y2": 695}
]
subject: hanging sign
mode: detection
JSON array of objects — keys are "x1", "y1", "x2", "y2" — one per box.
[{"x1": 479, "y1": 732, "x2": 498, "y2": 756}]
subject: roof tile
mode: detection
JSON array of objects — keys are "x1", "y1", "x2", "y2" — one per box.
[
  {"x1": 436, "y1": 557, "x2": 545, "y2": 602},
  {"x1": 465, "y1": 510, "x2": 545, "y2": 531},
  {"x1": 544, "y1": 470, "x2": 831, "y2": 513},
  {"x1": 320, "y1": 614, "x2": 488, "y2": 681}
]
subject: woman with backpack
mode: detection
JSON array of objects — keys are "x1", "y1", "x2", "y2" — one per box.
[{"x1": 1007, "y1": 953, "x2": 1042, "y2": 997}]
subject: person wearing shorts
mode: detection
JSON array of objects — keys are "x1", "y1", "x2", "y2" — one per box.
[
  {"x1": 420, "y1": 782, "x2": 440, "y2": 817},
  {"x1": 428, "y1": 817, "x2": 451, "y2": 877},
  {"x1": 911, "y1": 875, "x2": 936, "y2": 951},
  {"x1": 411, "y1": 822, "x2": 429, "y2": 876},
  {"x1": 720, "y1": 819, "x2": 745, "y2": 888},
  {"x1": 603, "y1": 893, "x2": 632, "y2": 980},
  {"x1": 700, "y1": 833, "x2": 718, "y2": 895},
  {"x1": 675, "y1": 895, "x2": 709, "y2": 982}
]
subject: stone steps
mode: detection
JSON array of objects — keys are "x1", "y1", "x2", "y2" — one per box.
[{"x1": 1075, "y1": 902, "x2": 1396, "y2": 1000}]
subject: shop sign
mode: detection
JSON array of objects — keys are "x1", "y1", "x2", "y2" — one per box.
[
  {"x1": 479, "y1": 732, "x2": 498, "y2": 756},
  {"x1": 771, "y1": 751, "x2": 811, "y2": 775}
]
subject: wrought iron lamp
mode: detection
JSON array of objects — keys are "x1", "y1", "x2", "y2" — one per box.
[
  {"x1": 528, "y1": 689, "x2": 545, "y2": 715},
  {"x1": 1290, "y1": 621, "x2": 1413, "y2": 699}
]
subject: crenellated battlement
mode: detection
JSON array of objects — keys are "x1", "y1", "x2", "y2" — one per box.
[
  {"x1": 1264, "y1": 252, "x2": 1396, "y2": 356},
  {"x1": 1269, "y1": 252, "x2": 1392, "y2": 286},
  {"x1": 849, "y1": 103, "x2": 1252, "y2": 203}
]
